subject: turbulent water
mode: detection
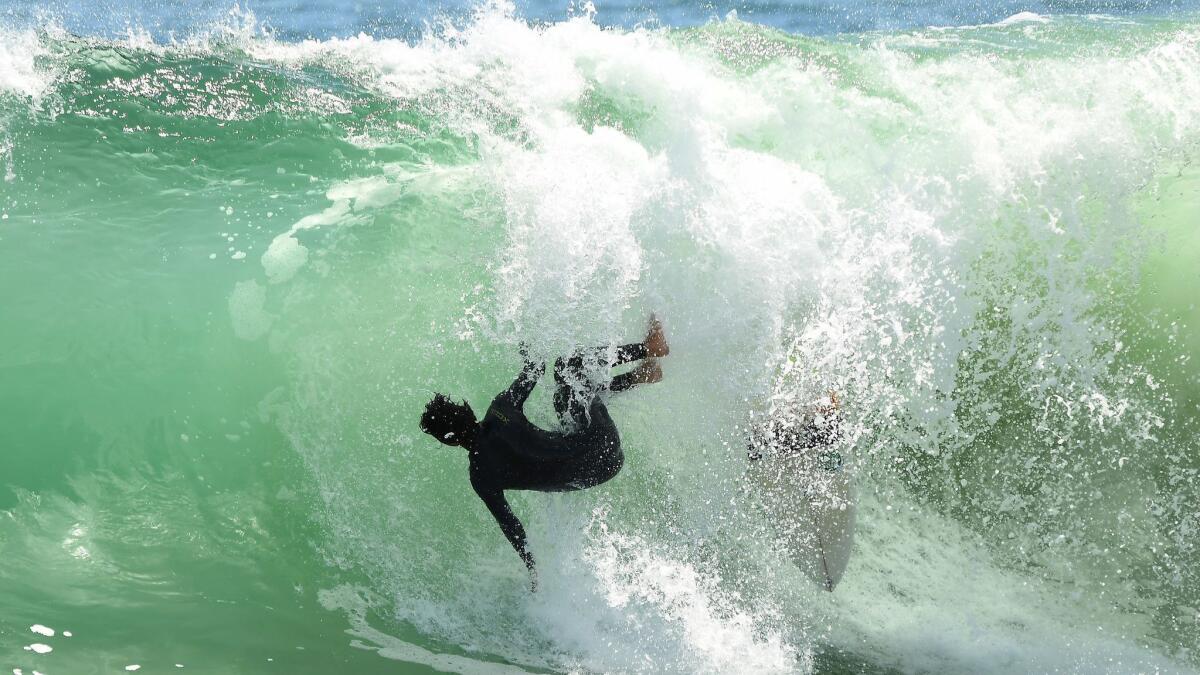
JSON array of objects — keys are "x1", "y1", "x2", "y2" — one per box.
[{"x1": 2, "y1": 1, "x2": 1200, "y2": 672}]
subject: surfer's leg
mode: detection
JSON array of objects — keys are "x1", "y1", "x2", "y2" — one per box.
[
  {"x1": 610, "y1": 342, "x2": 649, "y2": 367},
  {"x1": 553, "y1": 315, "x2": 669, "y2": 425},
  {"x1": 572, "y1": 314, "x2": 669, "y2": 370},
  {"x1": 644, "y1": 314, "x2": 669, "y2": 358},
  {"x1": 553, "y1": 345, "x2": 653, "y2": 425},
  {"x1": 607, "y1": 313, "x2": 668, "y2": 391},
  {"x1": 553, "y1": 353, "x2": 594, "y2": 428},
  {"x1": 610, "y1": 359, "x2": 662, "y2": 392},
  {"x1": 559, "y1": 342, "x2": 662, "y2": 398}
]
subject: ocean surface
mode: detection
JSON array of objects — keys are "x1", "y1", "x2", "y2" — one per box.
[{"x1": 2, "y1": 0, "x2": 1199, "y2": 673}]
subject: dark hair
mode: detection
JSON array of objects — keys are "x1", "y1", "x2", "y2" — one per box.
[{"x1": 420, "y1": 393, "x2": 477, "y2": 446}]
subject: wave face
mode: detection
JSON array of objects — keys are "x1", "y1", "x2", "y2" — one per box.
[{"x1": 2, "y1": 3, "x2": 1200, "y2": 673}]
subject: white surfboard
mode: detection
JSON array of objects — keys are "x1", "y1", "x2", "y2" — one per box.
[{"x1": 747, "y1": 447, "x2": 856, "y2": 591}]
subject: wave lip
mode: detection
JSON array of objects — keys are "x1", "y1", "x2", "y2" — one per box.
[
  {"x1": 996, "y1": 11, "x2": 1051, "y2": 26},
  {"x1": 0, "y1": 28, "x2": 55, "y2": 98}
]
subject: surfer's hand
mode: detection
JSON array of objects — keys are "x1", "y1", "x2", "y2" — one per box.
[{"x1": 528, "y1": 567, "x2": 539, "y2": 593}]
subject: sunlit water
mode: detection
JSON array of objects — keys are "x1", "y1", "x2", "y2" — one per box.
[{"x1": 2, "y1": 1, "x2": 1199, "y2": 673}]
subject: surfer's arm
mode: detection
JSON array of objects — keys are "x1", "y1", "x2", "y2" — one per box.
[
  {"x1": 472, "y1": 479, "x2": 537, "y2": 590},
  {"x1": 496, "y1": 348, "x2": 544, "y2": 410}
]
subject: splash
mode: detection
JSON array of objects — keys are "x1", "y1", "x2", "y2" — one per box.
[{"x1": 2, "y1": 4, "x2": 1199, "y2": 673}]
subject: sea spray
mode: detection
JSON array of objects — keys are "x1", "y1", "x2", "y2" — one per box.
[{"x1": 1, "y1": 4, "x2": 1198, "y2": 673}]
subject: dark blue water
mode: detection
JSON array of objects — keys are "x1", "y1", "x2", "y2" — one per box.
[{"x1": 2, "y1": 0, "x2": 1197, "y2": 40}]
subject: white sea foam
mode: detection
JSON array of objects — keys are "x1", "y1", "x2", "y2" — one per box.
[
  {"x1": 319, "y1": 585, "x2": 535, "y2": 673},
  {"x1": 260, "y1": 176, "x2": 413, "y2": 284},
  {"x1": 831, "y1": 491, "x2": 1186, "y2": 674},
  {"x1": 0, "y1": 29, "x2": 54, "y2": 99},
  {"x1": 229, "y1": 280, "x2": 272, "y2": 341},
  {"x1": 242, "y1": 5, "x2": 1200, "y2": 673},
  {"x1": 996, "y1": 11, "x2": 1050, "y2": 26}
]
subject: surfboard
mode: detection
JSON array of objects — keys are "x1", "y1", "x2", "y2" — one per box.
[{"x1": 747, "y1": 447, "x2": 856, "y2": 591}]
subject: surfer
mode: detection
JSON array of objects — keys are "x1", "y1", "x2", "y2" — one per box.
[{"x1": 419, "y1": 316, "x2": 670, "y2": 590}]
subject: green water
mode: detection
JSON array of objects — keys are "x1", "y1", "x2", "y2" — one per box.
[{"x1": 2, "y1": 8, "x2": 1199, "y2": 674}]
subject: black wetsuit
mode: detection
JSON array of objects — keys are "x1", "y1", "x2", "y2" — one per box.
[{"x1": 469, "y1": 343, "x2": 649, "y2": 572}]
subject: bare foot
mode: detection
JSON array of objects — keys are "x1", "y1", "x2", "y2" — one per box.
[
  {"x1": 631, "y1": 359, "x2": 663, "y2": 384},
  {"x1": 645, "y1": 314, "x2": 670, "y2": 357}
]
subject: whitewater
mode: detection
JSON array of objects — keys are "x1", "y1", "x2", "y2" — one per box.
[{"x1": 1, "y1": 1, "x2": 1198, "y2": 673}]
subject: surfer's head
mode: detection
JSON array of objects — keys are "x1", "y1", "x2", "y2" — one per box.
[{"x1": 420, "y1": 393, "x2": 477, "y2": 447}]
